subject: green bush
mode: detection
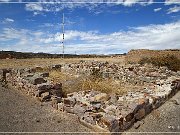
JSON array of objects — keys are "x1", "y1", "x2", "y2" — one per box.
[{"x1": 139, "y1": 55, "x2": 180, "y2": 72}]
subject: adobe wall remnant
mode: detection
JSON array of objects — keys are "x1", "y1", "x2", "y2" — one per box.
[
  {"x1": 125, "y1": 49, "x2": 180, "y2": 64},
  {"x1": 0, "y1": 61, "x2": 179, "y2": 133},
  {"x1": 0, "y1": 67, "x2": 63, "y2": 102}
]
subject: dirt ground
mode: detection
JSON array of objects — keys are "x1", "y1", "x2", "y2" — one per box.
[
  {"x1": 0, "y1": 83, "x2": 92, "y2": 134},
  {"x1": 0, "y1": 57, "x2": 125, "y2": 69}
]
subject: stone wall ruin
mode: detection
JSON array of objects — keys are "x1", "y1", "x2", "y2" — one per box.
[{"x1": 0, "y1": 61, "x2": 180, "y2": 133}]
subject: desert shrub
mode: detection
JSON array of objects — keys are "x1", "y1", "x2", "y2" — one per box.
[
  {"x1": 139, "y1": 57, "x2": 151, "y2": 65},
  {"x1": 91, "y1": 68, "x2": 103, "y2": 80},
  {"x1": 139, "y1": 55, "x2": 180, "y2": 71}
]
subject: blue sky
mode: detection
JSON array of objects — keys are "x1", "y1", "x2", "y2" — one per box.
[{"x1": 0, "y1": 0, "x2": 180, "y2": 54}]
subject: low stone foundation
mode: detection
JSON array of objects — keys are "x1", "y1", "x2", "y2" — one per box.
[{"x1": 0, "y1": 62, "x2": 179, "y2": 133}]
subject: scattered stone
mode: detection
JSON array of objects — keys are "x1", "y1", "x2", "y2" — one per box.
[
  {"x1": 40, "y1": 92, "x2": 51, "y2": 102},
  {"x1": 28, "y1": 76, "x2": 47, "y2": 85},
  {"x1": 63, "y1": 97, "x2": 76, "y2": 107},
  {"x1": 94, "y1": 93, "x2": 109, "y2": 102},
  {"x1": 168, "y1": 125, "x2": 175, "y2": 130},
  {"x1": 133, "y1": 121, "x2": 141, "y2": 129},
  {"x1": 40, "y1": 72, "x2": 49, "y2": 77},
  {"x1": 134, "y1": 108, "x2": 145, "y2": 120},
  {"x1": 73, "y1": 104, "x2": 86, "y2": 117},
  {"x1": 36, "y1": 119, "x2": 40, "y2": 122},
  {"x1": 169, "y1": 99, "x2": 179, "y2": 105},
  {"x1": 57, "y1": 120, "x2": 61, "y2": 123}
]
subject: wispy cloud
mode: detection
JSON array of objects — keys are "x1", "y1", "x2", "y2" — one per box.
[
  {"x1": 0, "y1": 21, "x2": 180, "y2": 54},
  {"x1": 25, "y1": 3, "x2": 47, "y2": 11},
  {"x1": 24, "y1": 0, "x2": 154, "y2": 15},
  {"x1": 154, "y1": 7, "x2": 162, "y2": 12},
  {"x1": 167, "y1": 5, "x2": 180, "y2": 14},
  {"x1": 165, "y1": 0, "x2": 180, "y2": 5},
  {"x1": 2, "y1": 18, "x2": 14, "y2": 23},
  {"x1": 119, "y1": 0, "x2": 153, "y2": 7}
]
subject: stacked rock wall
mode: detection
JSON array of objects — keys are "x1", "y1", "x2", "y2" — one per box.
[
  {"x1": 1, "y1": 67, "x2": 63, "y2": 102},
  {"x1": 0, "y1": 62, "x2": 180, "y2": 133},
  {"x1": 57, "y1": 78, "x2": 180, "y2": 132},
  {"x1": 61, "y1": 61, "x2": 178, "y2": 87}
]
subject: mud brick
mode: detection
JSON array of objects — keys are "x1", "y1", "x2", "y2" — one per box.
[
  {"x1": 123, "y1": 118, "x2": 135, "y2": 130},
  {"x1": 57, "y1": 102, "x2": 64, "y2": 111},
  {"x1": 63, "y1": 106, "x2": 74, "y2": 114},
  {"x1": 40, "y1": 92, "x2": 51, "y2": 102},
  {"x1": 52, "y1": 97, "x2": 62, "y2": 110},
  {"x1": 134, "y1": 108, "x2": 145, "y2": 120},
  {"x1": 37, "y1": 83, "x2": 52, "y2": 91},
  {"x1": 144, "y1": 103, "x2": 153, "y2": 114},
  {"x1": 73, "y1": 104, "x2": 86, "y2": 117},
  {"x1": 40, "y1": 72, "x2": 49, "y2": 77},
  {"x1": 63, "y1": 97, "x2": 76, "y2": 107},
  {"x1": 100, "y1": 114, "x2": 120, "y2": 132},
  {"x1": 28, "y1": 76, "x2": 47, "y2": 85}
]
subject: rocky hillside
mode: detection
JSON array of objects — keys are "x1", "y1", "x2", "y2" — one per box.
[{"x1": 125, "y1": 49, "x2": 180, "y2": 64}]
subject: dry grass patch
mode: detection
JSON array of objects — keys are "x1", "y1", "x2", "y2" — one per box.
[
  {"x1": 48, "y1": 70, "x2": 127, "y2": 95},
  {"x1": 139, "y1": 55, "x2": 180, "y2": 72},
  {"x1": 0, "y1": 57, "x2": 125, "y2": 69},
  {"x1": 80, "y1": 77, "x2": 128, "y2": 95}
]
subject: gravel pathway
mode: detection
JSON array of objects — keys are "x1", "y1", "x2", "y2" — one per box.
[{"x1": 0, "y1": 84, "x2": 92, "y2": 134}]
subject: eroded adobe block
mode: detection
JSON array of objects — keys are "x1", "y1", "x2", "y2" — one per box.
[
  {"x1": 99, "y1": 114, "x2": 121, "y2": 132},
  {"x1": 51, "y1": 97, "x2": 62, "y2": 109},
  {"x1": 57, "y1": 102, "x2": 64, "y2": 111},
  {"x1": 134, "y1": 108, "x2": 146, "y2": 120},
  {"x1": 73, "y1": 104, "x2": 86, "y2": 117},
  {"x1": 1, "y1": 69, "x2": 11, "y2": 82},
  {"x1": 40, "y1": 72, "x2": 49, "y2": 77},
  {"x1": 63, "y1": 97, "x2": 76, "y2": 107},
  {"x1": 37, "y1": 83, "x2": 52, "y2": 91},
  {"x1": 27, "y1": 76, "x2": 47, "y2": 85},
  {"x1": 120, "y1": 109, "x2": 134, "y2": 122},
  {"x1": 40, "y1": 92, "x2": 51, "y2": 102}
]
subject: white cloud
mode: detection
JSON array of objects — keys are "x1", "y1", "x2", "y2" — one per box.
[
  {"x1": 0, "y1": 21, "x2": 180, "y2": 54},
  {"x1": 167, "y1": 5, "x2": 180, "y2": 14},
  {"x1": 119, "y1": 0, "x2": 153, "y2": 7},
  {"x1": 25, "y1": 3, "x2": 44, "y2": 11},
  {"x1": 24, "y1": 0, "x2": 154, "y2": 14},
  {"x1": 165, "y1": 0, "x2": 180, "y2": 5},
  {"x1": 2, "y1": 18, "x2": 14, "y2": 23},
  {"x1": 154, "y1": 8, "x2": 162, "y2": 12}
]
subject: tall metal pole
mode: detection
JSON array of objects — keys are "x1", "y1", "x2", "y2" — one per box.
[{"x1": 62, "y1": 13, "x2": 65, "y2": 58}]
